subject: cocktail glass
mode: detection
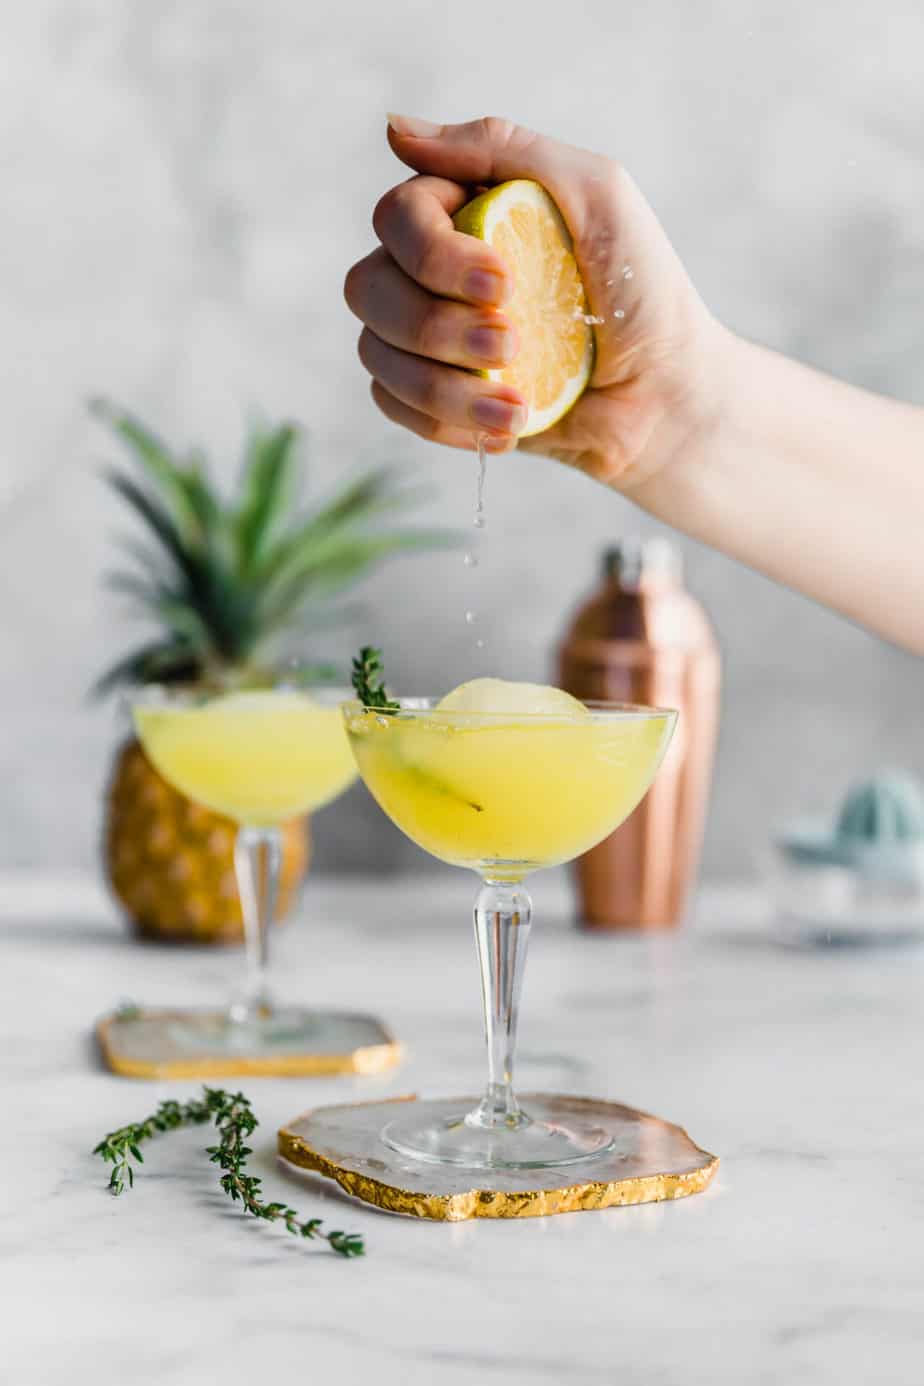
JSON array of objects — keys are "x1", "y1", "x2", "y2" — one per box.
[
  {"x1": 131, "y1": 681, "x2": 357, "y2": 1047},
  {"x1": 343, "y1": 695, "x2": 676, "y2": 1169}
]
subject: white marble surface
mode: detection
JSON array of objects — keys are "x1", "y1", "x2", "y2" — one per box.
[{"x1": 2, "y1": 870, "x2": 924, "y2": 1384}]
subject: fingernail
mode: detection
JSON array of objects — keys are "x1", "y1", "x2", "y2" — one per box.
[
  {"x1": 466, "y1": 324, "x2": 516, "y2": 364},
  {"x1": 463, "y1": 268, "x2": 510, "y2": 305},
  {"x1": 471, "y1": 397, "x2": 528, "y2": 434},
  {"x1": 387, "y1": 112, "x2": 442, "y2": 138}
]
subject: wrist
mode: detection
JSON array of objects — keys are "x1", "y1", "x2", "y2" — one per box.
[
  {"x1": 686, "y1": 318, "x2": 746, "y2": 468},
  {"x1": 621, "y1": 312, "x2": 740, "y2": 506}
]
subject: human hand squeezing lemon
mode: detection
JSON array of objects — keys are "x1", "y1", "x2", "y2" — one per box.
[
  {"x1": 344, "y1": 114, "x2": 720, "y2": 490},
  {"x1": 344, "y1": 113, "x2": 924, "y2": 655}
]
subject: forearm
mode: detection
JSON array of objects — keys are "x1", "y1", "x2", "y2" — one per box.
[{"x1": 631, "y1": 330, "x2": 924, "y2": 653}]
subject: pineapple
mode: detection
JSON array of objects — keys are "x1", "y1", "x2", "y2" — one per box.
[
  {"x1": 96, "y1": 401, "x2": 446, "y2": 943},
  {"x1": 106, "y1": 738, "x2": 311, "y2": 943}
]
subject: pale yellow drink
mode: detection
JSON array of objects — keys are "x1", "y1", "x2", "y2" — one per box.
[
  {"x1": 134, "y1": 689, "x2": 356, "y2": 826},
  {"x1": 344, "y1": 700, "x2": 674, "y2": 881}
]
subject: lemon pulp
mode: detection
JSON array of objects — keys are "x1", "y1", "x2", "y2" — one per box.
[{"x1": 454, "y1": 180, "x2": 594, "y2": 436}]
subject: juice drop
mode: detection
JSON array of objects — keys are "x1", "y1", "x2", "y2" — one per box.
[
  {"x1": 465, "y1": 435, "x2": 487, "y2": 656},
  {"x1": 474, "y1": 435, "x2": 487, "y2": 529}
]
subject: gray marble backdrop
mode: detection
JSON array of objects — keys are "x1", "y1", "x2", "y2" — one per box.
[{"x1": 2, "y1": 0, "x2": 922, "y2": 877}]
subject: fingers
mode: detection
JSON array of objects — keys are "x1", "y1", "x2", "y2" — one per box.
[
  {"x1": 372, "y1": 175, "x2": 511, "y2": 306},
  {"x1": 359, "y1": 329, "x2": 527, "y2": 437},
  {"x1": 346, "y1": 114, "x2": 621, "y2": 457},
  {"x1": 382, "y1": 114, "x2": 687, "y2": 390},
  {"x1": 345, "y1": 248, "x2": 517, "y2": 371},
  {"x1": 370, "y1": 381, "x2": 518, "y2": 453},
  {"x1": 385, "y1": 114, "x2": 604, "y2": 235}
]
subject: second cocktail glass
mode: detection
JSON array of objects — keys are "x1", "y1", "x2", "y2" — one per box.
[
  {"x1": 132, "y1": 680, "x2": 357, "y2": 1047},
  {"x1": 344, "y1": 695, "x2": 676, "y2": 1169}
]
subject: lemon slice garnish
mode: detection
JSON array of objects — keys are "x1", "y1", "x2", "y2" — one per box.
[{"x1": 438, "y1": 678, "x2": 589, "y2": 718}]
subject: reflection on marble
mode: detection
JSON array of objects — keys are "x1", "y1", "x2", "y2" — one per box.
[{"x1": 3, "y1": 872, "x2": 924, "y2": 1384}]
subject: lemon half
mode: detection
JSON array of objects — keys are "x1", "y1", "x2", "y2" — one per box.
[{"x1": 453, "y1": 179, "x2": 594, "y2": 437}]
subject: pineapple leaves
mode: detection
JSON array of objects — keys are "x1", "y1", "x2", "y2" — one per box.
[
  {"x1": 105, "y1": 471, "x2": 197, "y2": 577},
  {"x1": 92, "y1": 640, "x2": 200, "y2": 699},
  {"x1": 181, "y1": 453, "x2": 222, "y2": 543},
  {"x1": 103, "y1": 470, "x2": 260, "y2": 665},
  {"x1": 235, "y1": 423, "x2": 299, "y2": 573},
  {"x1": 259, "y1": 529, "x2": 452, "y2": 635},
  {"x1": 106, "y1": 572, "x2": 212, "y2": 647},
  {"x1": 93, "y1": 402, "x2": 453, "y2": 692},
  {"x1": 92, "y1": 400, "x2": 212, "y2": 548},
  {"x1": 259, "y1": 468, "x2": 407, "y2": 583}
]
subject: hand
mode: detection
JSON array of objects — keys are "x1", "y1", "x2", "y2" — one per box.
[{"x1": 344, "y1": 114, "x2": 725, "y2": 489}]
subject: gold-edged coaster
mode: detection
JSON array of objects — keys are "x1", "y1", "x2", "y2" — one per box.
[
  {"x1": 278, "y1": 1094, "x2": 718, "y2": 1220},
  {"x1": 97, "y1": 1008, "x2": 401, "y2": 1079}
]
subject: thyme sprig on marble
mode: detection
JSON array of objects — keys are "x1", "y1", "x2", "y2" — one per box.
[
  {"x1": 351, "y1": 645, "x2": 399, "y2": 712},
  {"x1": 93, "y1": 1086, "x2": 364, "y2": 1258}
]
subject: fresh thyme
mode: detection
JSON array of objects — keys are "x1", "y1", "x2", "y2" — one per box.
[
  {"x1": 350, "y1": 644, "x2": 483, "y2": 813},
  {"x1": 351, "y1": 646, "x2": 399, "y2": 712},
  {"x1": 93, "y1": 1086, "x2": 364, "y2": 1258}
]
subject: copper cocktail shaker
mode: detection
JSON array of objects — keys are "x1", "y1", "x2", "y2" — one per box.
[{"x1": 558, "y1": 538, "x2": 720, "y2": 929}]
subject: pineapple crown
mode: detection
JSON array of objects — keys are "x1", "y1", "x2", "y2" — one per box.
[{"x1": 93, "y1": 400, "x2": 449, "y2": 693}]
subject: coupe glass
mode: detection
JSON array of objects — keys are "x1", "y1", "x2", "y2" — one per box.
[
  {"x1": 131, "y1": 679, "x2": 357, "y2": 1047},
  {"x1": 344, "y1": 695, "x2": 676, "y2": 1169}
]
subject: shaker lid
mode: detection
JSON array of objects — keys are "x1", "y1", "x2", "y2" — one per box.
[{"x1": 603, "y1": 536, "x2": 682, "y2": 588}]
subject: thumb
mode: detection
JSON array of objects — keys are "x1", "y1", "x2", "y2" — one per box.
[{"x1": 386, "y1": 114, "x2": 600, "y2": 221}]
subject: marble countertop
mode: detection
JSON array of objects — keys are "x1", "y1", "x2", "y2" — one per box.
[{"x1": 2, "y1": 870, "x2": 923, "y2": 1385}]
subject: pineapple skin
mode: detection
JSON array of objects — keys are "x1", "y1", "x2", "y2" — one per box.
[{"x1": 104, "y1": 738, "x2": 310, "y2": 944}]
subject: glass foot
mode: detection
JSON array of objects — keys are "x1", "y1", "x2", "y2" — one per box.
[{"x1": 381, "y1": 1095, "x2": 616, "y2": 1170}]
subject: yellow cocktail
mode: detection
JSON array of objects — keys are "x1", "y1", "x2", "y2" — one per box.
[
  {"x1": 343, "y1": 678, "x2": 676, "y2": 1170},
  {"x1": 134, "y1": 689, "x2": 357, "y2": 826},
  {"x1": 344, "y1": 703, "x2": 671, "y2": 881},
  {"x1": 132, "y1": 683, "x2": 356, "y2": 1041}
]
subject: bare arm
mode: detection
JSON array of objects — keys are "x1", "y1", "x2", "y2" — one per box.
[
  {"x1": 633, "y1": 333, "x2": 924, "y2": 653},
  {"x1": 344, "y1": 114, "x2": 924, "y2": 654}
]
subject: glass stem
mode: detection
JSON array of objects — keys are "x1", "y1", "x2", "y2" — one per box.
[
  {"x1": 468, "y1": 879, "x2": 532, "y2": 1130},
  {"x1": 230, "y1": 825, "x2": 281, "y2": 1024}
]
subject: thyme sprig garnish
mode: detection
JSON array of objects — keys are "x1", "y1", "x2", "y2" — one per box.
[
  {"x1": 350, "y1": 644, "x2": 483, "y2": 813},
  {"x1": 93, "y1": 1086, "x2": 364, "y2": 1258},
  {"x1": 352, "y1": 645, "x2": 399, "y2": 712}
]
